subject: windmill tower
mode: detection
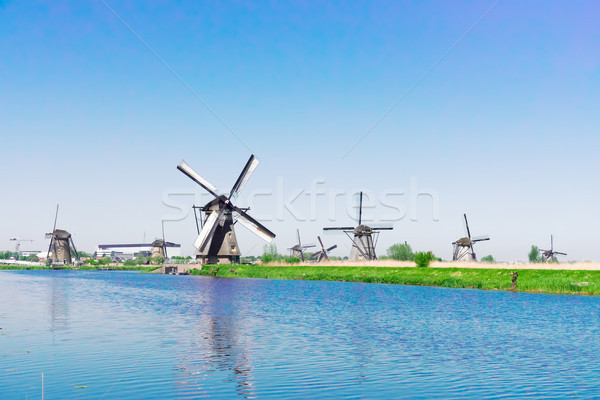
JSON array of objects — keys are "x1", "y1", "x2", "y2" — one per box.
[
  {"x1": 540, "y1": 235, "x2": 567, "y2": 262},
  {"x1": 310, "y1": 236, "x2": 337, "y2": 263},
  {"x1": 192, "y1": 197, "x2": 243, "y2": 264},
  {"x1": 178, "y1": 154, "x2": 275, "y2": 265},
  {"x1": 324, "y1": 191, "x2": 392, "y2": 261},
  {"x1": 46, "y1": 204, "x2": 79, "y2": 266},
  {"x1": 288, "y1": 229, "x2": 315, "y2": 261},
  {"x1": 452, "y1": 213, "x2": 489, "y2": 261}
]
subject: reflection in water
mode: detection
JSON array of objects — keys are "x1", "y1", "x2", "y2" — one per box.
[
  {"x1": 175, "y1": 278, "x2": 256, "y2": 399},
  {"x1": 49, "y1": 274, "x2": 69, "y2": 340}
]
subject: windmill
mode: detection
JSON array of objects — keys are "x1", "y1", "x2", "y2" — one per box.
[
  {"x1": 310, "y1": 236, "x2": 337, "y2": 263},
  {"x1": 323, "y1": 191, "x2": 392, "y2": 261},
  {"x1": 288, "y1": 229, "x2": 315, "y2": 261},
  {"x1": 452, "y1": 213, "x2": 489, "y2": 261},
  {"x1": 46, "y1": 204, "x2": 79, "y2": 266},
  {"x1": 178, "y1": 154, "x2": 275, "y2": 265},
  {"x1": 151, "y1": 240, "x2": 166, "y2": 258},
  {"x1": 151, "y1": 221, "x2": 169, "y2": 260},
  {"x1": 540, "y1": 235, "x2": 567, "y2": 262}
]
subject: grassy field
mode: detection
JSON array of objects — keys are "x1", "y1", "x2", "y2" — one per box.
[{"x1": 190, "y1": 265, "x2": 600, "y2": 295}]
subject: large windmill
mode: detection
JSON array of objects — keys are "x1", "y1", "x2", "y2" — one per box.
[
  {"x1": 288, "y1": 229, "x2": 315, "y2": 261},
  {"x1": 46, "y1": 204, "x2": 79, "y2": 266},
  {"x1": 177, "y1": 154, "x2": 275, "y2": 265},
  {"x1": 452, "y1": 213, "x2": 489, "y2": 261},
  {"x1": 310, "y1": 236, "x2": 337, "y2": 263},
  {"x1": 540, "y1": 235, "x2": 567, "y2": 262},
  {"x1": 324, "y1": 191, "x2": 392, "y2": 261}
]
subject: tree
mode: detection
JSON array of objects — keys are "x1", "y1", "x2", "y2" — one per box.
[
  {"x1": 528, "y1": 246, "x2": 542, "y2": 263},
  {"x1": 151, "y1": 256, "x2": 165, "y2": 265},
  {"x1": 260, "y1": 244, "x2": 281, "y2": 264},
  {"x1": 99, "y1": 257, "x2": 112, "y2": 265},
  {"x1": 481, "y1": 255, "x2": 495, "y2": 263},
  {"x1": 387, "y1": 243, "x2": 415, "y2": 261}
]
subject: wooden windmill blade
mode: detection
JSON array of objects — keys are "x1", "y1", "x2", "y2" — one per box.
[
  {"x1": 194, "y1": 210, "x2": 220, "y2": 251},
  {"x1": 463, "y1": 213, "x2": 476, "y2": 256},
  {"x1": 232, "y1": 205, "x2": 275, "y2": 242},
  {"x1": 229, "y1": 155, "x2": 259, "y2": 199},
  {"x1": 69, "y1": 236, "x2": 79, "y2": 262},
  {"x1": 177, "y1": 161, "x2": 219, "y2": 197},
  {"x1": 358, "y1": 191, "x2": 363, "y2": 225},
  {"x1": 47, "y1": 204, "x2": 59, "y2": 261},
  {"x1": 471, "y1": 235, "x2": 490, "y2": 243}
]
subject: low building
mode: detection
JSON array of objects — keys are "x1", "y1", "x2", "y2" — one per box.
[{"x1": 96, "y1": 242, "x2": 181, "y2": 261}]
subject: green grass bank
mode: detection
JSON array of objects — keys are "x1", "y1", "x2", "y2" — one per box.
[{"x1": 190, "y1": 265, "x2": 600, "y2": 295}]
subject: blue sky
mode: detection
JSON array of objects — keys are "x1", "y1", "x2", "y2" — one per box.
[{"x1": 1, "y1": 1, "x2": 598, "y2": 261}]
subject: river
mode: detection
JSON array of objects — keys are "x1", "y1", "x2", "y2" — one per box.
[{"x1": 1, "y1": 270, "x2": 599, "y2": 399}]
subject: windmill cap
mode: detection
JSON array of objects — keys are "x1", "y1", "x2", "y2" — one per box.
[
  {"x1": 203, "y1": 195, "x2": 230, "y2": 209},
  {"x1": 455, "y1": 237, "x2": 471, "y2": 246},
  {"x1": 53, "y1": 229, "x2": 71, "y2": 239},
  {"x1": 354, "y1": 224, "x2": 373, "y2": 235}
]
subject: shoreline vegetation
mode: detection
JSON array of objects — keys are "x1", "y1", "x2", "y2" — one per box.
[
  {"x1": 0, "y1": 264, "x2": 160, "y2": 272},
  {"x1": 188, "y1": 262, "x2": 600, "y2": 296},
  {"x1": 2, "y1": 261, "x2": 600, "y2": 295}
]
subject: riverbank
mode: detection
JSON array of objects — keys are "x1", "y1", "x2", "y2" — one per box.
[
  {"x1": 0, "y1": 265, "x2": 160, "y2": 272},
  {"x1": 189, "y1": 265, "x2": 600, "y2": 295}
]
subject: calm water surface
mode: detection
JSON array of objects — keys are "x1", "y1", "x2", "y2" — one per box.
[{"x1": 1, "y1": 270, "x2": 599, "y2": 399}]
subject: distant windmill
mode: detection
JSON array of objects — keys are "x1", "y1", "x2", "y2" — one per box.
[
  {"x1": 452, "y1": 213, "x2": 489, "y2": 261},
  {"x1": 324, "y1": 191, "x2": 392, "y2": 261},
  {"x1": 151, "y1": 240, "x2": 166, "y2": 258},
  {"x1": 46, "y1": 204, "x2": 79, "y2": 266},
  {"x1": 151, "y1": 221, "x2": 169, "y2": 260},
  {"x1": 178, "y1": 154, "x2": 275, "y2": 265},
  {"x1": 540, "y1": 235, "x2": 567, "y2": 262},
  {"x1": 310, "y1": 236, "x2": 337, "y2": 263},
  {"x1": 288, "y1": 229, "x2": 315, "y2": 261}
]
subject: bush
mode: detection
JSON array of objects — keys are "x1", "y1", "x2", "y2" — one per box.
[
  {"x1": 481, "y1": 255, "x2": 495, "y2": 263},
  {"x1": 261, "y1": 244, "x2": 282, "y2": 264},
  {"x1": 528, "y1": 245, "x2": 542, "y2": 263},
  {"x1": 135, "y1": 255, "x2": 147, "y2": 265},
  {"x1": 284, "y1": 256, "x2": 301, "y2": 264},
  {"x1": 123, "y1": 259, "x2": 137, "y2": 266},
  {"x1": 414, "y1": 251, "x2": 436, "y2": 268},
  {"x1": 387, "y1": 243, "x2": 415, "y2": 261}
]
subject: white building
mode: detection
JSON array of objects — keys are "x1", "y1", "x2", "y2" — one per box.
[{"x1": 96, "y1": 243, "x2": 182, "y2": 260}]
